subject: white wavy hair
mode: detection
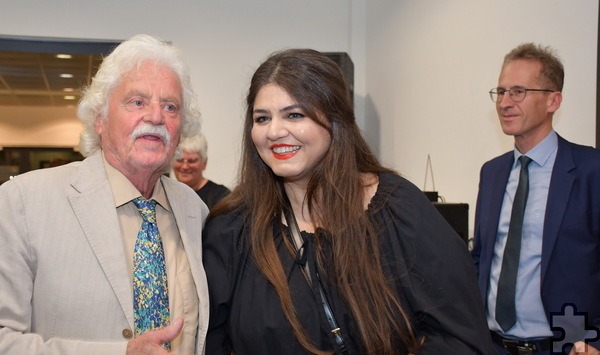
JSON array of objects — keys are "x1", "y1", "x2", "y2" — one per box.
[
  {"x1": 77, "y1": 34, "x2": 201, "y2": 157},
  {"x1": 175, "y1": 133, "x2": 208, "y2": 163}
]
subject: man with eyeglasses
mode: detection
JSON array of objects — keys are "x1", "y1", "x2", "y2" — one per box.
[{"x1": 472, "y1": 43, "x2": 600, "y2": 355}]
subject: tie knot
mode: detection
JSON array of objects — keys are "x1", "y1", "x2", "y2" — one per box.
[
  {"x1": 519, "y1": 155, "x2": 532, "y2": 169},
  {"x1": 132, "y1": 197, "x2": 157, "y2": 223}
]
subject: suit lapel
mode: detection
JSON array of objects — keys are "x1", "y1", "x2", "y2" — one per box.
[
  {"x1": 482, "y1": 153, "x2": 514, "y2": 276},
  {"x1": 162, "y1": 177, "x2": 205, "y2": 290},
  {"x1": 67, "y1": 153, "x2": 134, "y2": 328},
  {"x1": 162, "y1": 177, "x2": 210, "y2": 350},
  {"x1": 541, "y1": 137, "x2": 575, "y2": 283}
]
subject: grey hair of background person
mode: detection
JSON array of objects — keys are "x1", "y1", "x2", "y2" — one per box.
[
  {"x1": 77, "y1": 34, "x2": 202, "y2": 157},
  {"x1": 175, "y1": 133, "x2": 208, "y2": 163}
]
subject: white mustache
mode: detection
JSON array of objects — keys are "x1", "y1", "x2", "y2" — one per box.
[{"x1": 132, "y1": 124, "x2": 171, "y2": 146}]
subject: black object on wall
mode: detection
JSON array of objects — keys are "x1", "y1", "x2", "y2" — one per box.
[
  {"x1": 322, "y1": 52, "x2": 354, "y2": 103},
  {"x1": 424, "y1": 191, "x2": 439, "y2": 202},
  {"x1": 433, "y1": 202, "x2": 469, "y2": 245},
  {"x1": 0, "y1": 35, "x2": 120, "y2": 55}
]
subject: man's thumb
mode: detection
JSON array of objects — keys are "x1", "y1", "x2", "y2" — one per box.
[{"x1": 158, "y1": 317, "x2": 184, "y2": 343}]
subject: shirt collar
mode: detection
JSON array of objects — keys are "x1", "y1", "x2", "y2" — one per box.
[
  {"x1": 101, "y1": 151, "x2": 171, "y2": 212},
  {"x1": 513, "y1": 130, "x2": 558, "y2": 168}
]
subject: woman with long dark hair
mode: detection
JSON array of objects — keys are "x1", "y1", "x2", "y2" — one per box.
[{"x1": 202, "y1": 49, "x2": 494, "y2": 355}]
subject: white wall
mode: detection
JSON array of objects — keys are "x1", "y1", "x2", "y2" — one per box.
[
  {"x1": 366, "y1": 1, "x2": 598, "y2": 238},
  {"x1": 1, "y1": 1, "x2": 597, "y2": 238},
  {"x1": 0, "y1": 0, "x2": 363, "y2": 185}
]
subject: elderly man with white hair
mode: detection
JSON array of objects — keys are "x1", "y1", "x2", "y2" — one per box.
[{"x1": 0, "y1": 34, "x2": 209, "y2": 354}]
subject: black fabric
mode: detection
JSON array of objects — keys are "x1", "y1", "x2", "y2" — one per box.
[
  {"x1": 496, "y1": 156, "x2": 532, "y2": 331},
  {"x1": 196, "y1": 180, "x2": 230, "y2": 210},
  {"x1": 282, "y1": 203, "x2": 348, "y2": 354},
  {"x1": 202, "y1": 172, "x2": 496, "y2": 354}
]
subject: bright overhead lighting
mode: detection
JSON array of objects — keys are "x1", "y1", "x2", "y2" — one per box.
[
  {"x1": 63, "y1": 88, "x2": 75, "y2": 92},
  {"x1": 59, "y1": 73, "x2": 73, "y2": 79},
  {"x1": 64, "y1": 95, "x2": 76, "y2": 100},
  {"x1": 56, "y1": 54, "x2": 72, "y2": 59}
]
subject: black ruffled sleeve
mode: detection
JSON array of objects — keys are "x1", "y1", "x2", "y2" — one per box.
[
  {"x1": 372, "y1": 173, "x2": 495, "y2": 354},
  {"x1": 202, "y1": 209, "x2": 248, "y2": 355}
]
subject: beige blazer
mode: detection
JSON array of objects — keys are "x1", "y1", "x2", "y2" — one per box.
[{"x1": 0, "y1": 152, "x2": 209, "y2": 354}]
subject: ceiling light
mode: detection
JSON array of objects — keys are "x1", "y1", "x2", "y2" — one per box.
[
  {"x1": 59, "y1": 73, "x2": 73, "y2": 79},
  {"x1": 56, "y1": 54, "x2": 72, "y2": 59},
  {"x1": 63, "y1": 88, "x2": 75, "y2": 92},
  {"x1": 64, "y1": 95, "x2": 76, "y2": 100}
]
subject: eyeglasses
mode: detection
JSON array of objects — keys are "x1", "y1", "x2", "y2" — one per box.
[{"x1": 489, "y1": 86, "x2": 556, "y2": 103}]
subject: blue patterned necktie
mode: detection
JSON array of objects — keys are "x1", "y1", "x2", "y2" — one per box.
[{"x1": 132, "y1": 197, "x2": 170, "y2": 347}]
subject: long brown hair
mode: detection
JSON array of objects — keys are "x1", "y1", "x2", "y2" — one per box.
[{"x1": 211, "y1": 49, "x2": 422, "y2": 354}]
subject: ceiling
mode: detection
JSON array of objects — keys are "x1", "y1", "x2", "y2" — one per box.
[{"x1": 0, "y1": 50, "x2": 103, "y2": 107}]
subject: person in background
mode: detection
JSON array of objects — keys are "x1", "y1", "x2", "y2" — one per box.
[
  {"x1": 0, "y1": 34, "x2": 210, "y2": 354},
  {"x1": 202, "y1": 48, "x2": 495, "y2": 355},
  {"x1": 472, "y1": 43, "x2": 600, "y2": 355},
  {"x1": 172, "y1": 133, "x2": 231, "y2": 209}
]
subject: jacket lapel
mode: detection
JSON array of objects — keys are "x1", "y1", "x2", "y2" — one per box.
[
  {"x1": 541, "y1": 136, "x2": 575, "y2": 283},
  {"x1": 162, "y1": 176, "x2": 207, "y2": 294},
  {"x1": 67, "y1": 153, "x2": 134, "y2": 328},
  {"x1": 162, "y1": 177, "x2": 210, "y2": 350},
  {"x1": 482, "y1": 152, "x2": 514, "y2": 276}
]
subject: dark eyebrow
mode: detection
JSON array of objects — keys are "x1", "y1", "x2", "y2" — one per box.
[
  {"x1": 280, "y1": 104, "x2": 302, "y2": 113},
  {"x1": 252, "y1": 104, "x2": 302, "y2": 115}
]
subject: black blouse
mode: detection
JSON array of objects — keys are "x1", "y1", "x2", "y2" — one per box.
[{"x1": 202, "y1": 172, "x2": 495, "y2": 354}]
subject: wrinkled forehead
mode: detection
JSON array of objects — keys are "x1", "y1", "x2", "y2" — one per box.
[{"x1": 113, "y1": 62, "x2": 182, "y2": 99}]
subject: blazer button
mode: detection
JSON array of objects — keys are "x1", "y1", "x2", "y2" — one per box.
[{"x1": 122, "y1": 328, "x2": 133, "y2": 339}]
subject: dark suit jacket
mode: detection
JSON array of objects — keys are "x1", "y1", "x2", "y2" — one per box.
[{"x1": 472, "y1": 135, "x2": 600, "y2": 347}]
